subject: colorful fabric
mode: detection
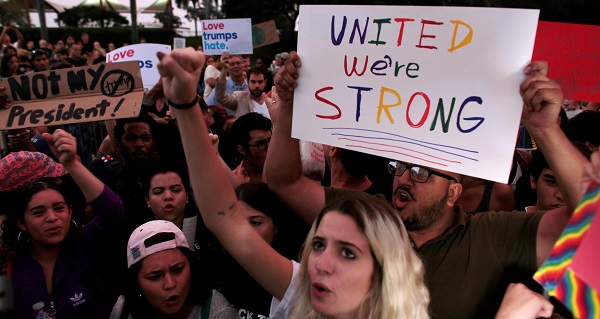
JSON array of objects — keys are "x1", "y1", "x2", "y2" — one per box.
[
  {"x1": 554, "y1": 268, "x2": 600, "y2": 319},
  {"x1": 516, "y1": 125, "x2": 537, "y2": 150},
  {"x1": 0, "y1": 151, "x2": 67, "y2": 192},
  {"x1": 534, "y1": 182, "x2": 600, "y2": 318}
]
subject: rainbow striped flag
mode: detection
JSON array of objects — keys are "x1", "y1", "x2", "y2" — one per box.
[{"x1": 534, "y1": 182, "x2": 600, "y2": 318}]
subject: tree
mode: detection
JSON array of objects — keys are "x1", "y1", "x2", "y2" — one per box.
[
  {"x1": 56, "y1": 6, "x2": 129, "y2": 28},
  {"x1": 154, "y1": 7, "x2": 182, "y2": 30},
  {"x1": 0, "y1": 0, "x2": 28, "y2": 27},
  {"x1": 185, "y1": 5, "x2": 221, "y2": 36}
]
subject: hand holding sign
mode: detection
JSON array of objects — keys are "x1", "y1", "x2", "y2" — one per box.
[
  {"x1": 43, "y1": 129, "x2": 78, "y2": 166},
  {"x1": 495, "y1": 283, "x2": 554, "y2": 319},
  {"x1": 274, "y1": 51, "x2": 301, "y2": 101},
  {"x1": 519, "y1": 61, "x2": 564, "y2": 135},
  {"x1": 220, "y1": 52, "x2": 230, "y2": 72},
  {"x1": 0, "y1": 86, "x2": 11, "y2": 109}
]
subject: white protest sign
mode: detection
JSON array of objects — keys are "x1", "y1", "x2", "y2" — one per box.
[
  {"x1": 201, "y1": 18, "x2": 253, "y2": 55},
  {"x1": 293, "y1": 5, "x2": 539, "y2": 183},
  {"x1": 106, "y1": 43, "x2": 171, "y2": 89}
]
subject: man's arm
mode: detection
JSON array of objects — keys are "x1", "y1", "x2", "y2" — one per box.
[
  {"x1": 519, "y1": 61, "x2": 589, "y2": 266},
  {"x1": 215, "y1": 53, "x2": 238, "y2": 110},
  {"x1": 265, "y1": 52, "x2": 326, "y2": 224},
  {"x1": 205, "y1": 65, "x2": 218, "y2": 89}
]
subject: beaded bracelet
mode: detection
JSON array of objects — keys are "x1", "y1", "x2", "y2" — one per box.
[{"x1": 168, "y1": 96, "x2": 199, "y2": 109}]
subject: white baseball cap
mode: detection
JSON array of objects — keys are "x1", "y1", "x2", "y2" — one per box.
[{"x1": 127, "y1": 220, "x2": 190, "y2": 268}]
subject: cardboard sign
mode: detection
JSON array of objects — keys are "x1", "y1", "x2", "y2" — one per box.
[
  {"x1": 106, "y1": 43, "x2": 171, "y2": 89},
  {"x1": 201, "y1": 18, "x2": 253, "y2": 55},
  {"x1": 293, "y1": 5, "x2": 539, "y2": 183},
  {"x1": 532, "y1": 21, "x2": 600, "y2": 102},
  {"x1": 253, "y1": 20, "x2": 280, "y2": 48},
  {"x1": 0, "y1": 61, "x2": 144, "y2": 130}
]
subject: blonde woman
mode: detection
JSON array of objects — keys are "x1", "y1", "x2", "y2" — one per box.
[
  {"x1": 156, "y1": 48, "x2": 430, "y2": 319},
  {"x1": 284, "y1": 196, "x2": 430, "y2": 319}
]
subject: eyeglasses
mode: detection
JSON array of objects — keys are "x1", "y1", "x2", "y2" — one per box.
[
  {"x1": 387, "y1": 160, "x2": 458, "y2": 183},
  {"x1": 248, "y1": 138, "x2": 271, "y2": 151}
]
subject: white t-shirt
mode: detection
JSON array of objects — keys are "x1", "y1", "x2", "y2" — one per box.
[
  {"x1": 269, "y1": 261, "x2": 300, "y2": 319},
  {"x1": 252, "y1": 100, "x2": 271, "y2": 119},
  {"x1": 203, "y1": 65, "x2": 221, "y2": 99},
  {"x1": 182, "y1": 216, "x2": 197, "y2": 250}
]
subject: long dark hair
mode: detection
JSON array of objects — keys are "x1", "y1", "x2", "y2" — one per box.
[
  {"x1": 123, "y1": 247, "x2": 211, "y2": 318},
  {"x1": 235, "y1": 182, "x2": 309, "y2": 259},
  {"x1": 1, "y1": 179, "x2": 77, "y2": 255},
  {"x1": 0, "y1": 53, "x2": 17, "y2": 77}
]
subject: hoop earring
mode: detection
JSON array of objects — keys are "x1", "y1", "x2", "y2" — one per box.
[
  {"x1": 71, "y1": 220, "x2": 78, "y2": 228},
  {"x1": 17, "y1": 230, "x2": 29, "y2": 246}
]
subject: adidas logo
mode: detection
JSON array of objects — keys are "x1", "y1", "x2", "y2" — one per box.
[
  {"x1": 70, "y1": 293, "x2": 82, "y2": 302},
  {"x1": 70, "y1": 293, "x2": 87, "y2": 307}
]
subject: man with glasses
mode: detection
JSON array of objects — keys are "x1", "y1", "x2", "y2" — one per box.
[
  {"x1": 266, "y1": 53, "x2": 589, "y2": 318},
  {"x1": 230, "y1": 113, "x2": 272, "y2": 185}
]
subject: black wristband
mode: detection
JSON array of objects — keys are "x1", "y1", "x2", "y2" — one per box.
[{"x1": 168, "y1": 96, "x2": 199, "y2": 109}]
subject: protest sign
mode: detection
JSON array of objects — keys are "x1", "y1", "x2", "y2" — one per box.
[
  {"x1": 106, "y1": 43, "x2": 171, "y2": 89},
  {"x1": 293, "y1": 5, "x2": 539, "y2": 183},
  {"x1": 253, "y1": 20, "x2": 280, "y2": 48},
  {"x1": 0, "y1": 61, "x2": 144, "y2": 130},
  {"x1": 532, "y1": 21, "x2": 600, "y2": 102},
  {"x1": 201, "y1": 18, "x2": 253, "y2": 55}
]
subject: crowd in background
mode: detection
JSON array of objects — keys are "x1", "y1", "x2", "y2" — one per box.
[{"x1": 0, "y1": 23, "x2": 599, "y2": 319}]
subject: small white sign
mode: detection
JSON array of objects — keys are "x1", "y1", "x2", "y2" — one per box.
[
  {"x1": 174, "y1": 37, "x2": 186, "y2": 49},
  {"x1": 201, "y1": 18, "x2": 253, "y2": 55},
  {"x1": 106, "y1": 43, "x2": 172, "y2": 89}
]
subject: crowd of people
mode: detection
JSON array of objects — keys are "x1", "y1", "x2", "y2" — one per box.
[{"x1": 0, "y1": 26, "x2": 599, "y2": 319}]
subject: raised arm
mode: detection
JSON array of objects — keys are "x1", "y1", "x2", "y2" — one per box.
[
  {"x1": 519, "y1": 61, "x2": 590, "y2": 266},
  {"x1": 12, "y1": 26, "x2": 24, "y2": 49},
  {"x1": 265, "y1": 52, "x2": 326, "y2": 224},
  {"x1": 215, "y1": 53, "x2": 238, "y2": 110},
  {"x1": 43, "y1": 129, "x2": 105, "y2": 202},
  {"x1": 157, "y1": 48, "x2": 293, "y2": 300}
]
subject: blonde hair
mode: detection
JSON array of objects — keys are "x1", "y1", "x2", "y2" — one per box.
[{"x1": 288, "y1": 196, "x2": 430, "y2": 319}]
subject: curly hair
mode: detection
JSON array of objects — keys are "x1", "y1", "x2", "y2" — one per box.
[
  {"x1": 1, "y1": 180, "x2": 76, "y2": 255},
  {"x1": 288, "y1": 196, "x2": 430, "y2": 319},
  {"x1": 0, "y1": 180, "x2": 79, "y2": 276}
]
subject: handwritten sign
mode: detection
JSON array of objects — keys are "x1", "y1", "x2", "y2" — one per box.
[
  {"x1": 292, "y1": 5, "x2": 539, "y2": 183},
  {"x1": 0, "y1": 61, "x2": 144, "y2": 130},
  {"x1": 532, "y1": 21, "x2": 600, "y2": 102},
  {"x1": 106, "y1": 43, "x2": 171, "y2": 89},
  {"x1": 201, "y1": 18, "x2": 253, "y2": 55}
]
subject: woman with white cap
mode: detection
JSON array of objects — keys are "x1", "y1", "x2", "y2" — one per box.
[{"x1": 110, "y1": 220, "x2": 238, "y2": 319}]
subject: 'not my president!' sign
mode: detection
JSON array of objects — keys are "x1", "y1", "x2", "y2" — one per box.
[
  {"x1": 0, "y1": 61, "x2": 144, "y2": 130},
  {"x1": 292, "y1": 5, "x2": 539, "y2": 183}
]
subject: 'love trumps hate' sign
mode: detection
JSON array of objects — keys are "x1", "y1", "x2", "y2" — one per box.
[{"x1": 292, "y1": 5, "x2": 539, "y2": 183}]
